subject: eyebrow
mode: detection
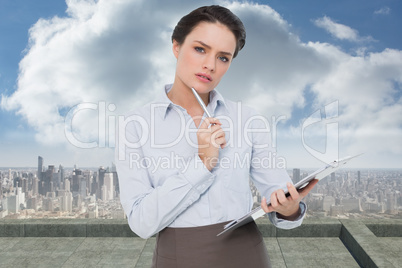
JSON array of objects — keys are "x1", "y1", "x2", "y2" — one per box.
[{"x1": 194, "y1": 40, "x2": 233, "y2": 57}]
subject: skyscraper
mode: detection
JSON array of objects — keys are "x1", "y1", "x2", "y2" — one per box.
[
  {"x1": 64, "y1": 178, "x2": 71, "y2": 192},
  {"x1": 357, "y1": 171, "x2": 361, "y2": 185},
  {"x1": 60, "y1": 191, "x2": 73, "y2": 212},
  {"x1": 104, "y1": 173, "x2": 114, "y2": 200},
  {"x1": 59, "y1": 165, "x2": 64, "y2": 181},
  {"x1": 32, "y1": 177, "x2": 39, "y2": 196},
  {"x1": 37, "y1": 156, "x2": 43, "y2": 180},
  {"x1": 41, "y1": 165, "x2": 55, "y2": 196}
]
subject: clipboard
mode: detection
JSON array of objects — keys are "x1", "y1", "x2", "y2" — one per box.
[{"x1": 217, "y1": 154, "x2": 362, "y2": 236}]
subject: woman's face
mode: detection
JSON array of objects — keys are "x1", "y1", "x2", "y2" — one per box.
[{"x1": 172, "y1": 22, "x2": 237, "y2": 95}]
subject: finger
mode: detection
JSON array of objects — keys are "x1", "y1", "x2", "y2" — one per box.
[
  {"x1": 211, "y1": 127, "x2": 225, "y2": 137},
  {"x1": 276, "y1": 189, "x2": 288, "y2": 205},
  {"x1": 287, "y1": 182, "x2": 300, "y2": 200},
  {"x1": 221, "y1": 139, "x2": 227, "y2": 149},
  {"x1": 298, "y1": 179, "x2": 319, "y2": 198},
  {"x1": 215, "y1": 137, "x2": 226, "y2": 148},
  {"x1": 211, "y1": 128, "x2": 226, "y2": 148},
  {"x1": 270, "y1": 191, "x2": 279, "y2": 209},
  {"x1": 261, "y1": 196, "x2": 270, "y2": 213},
  {"x1": 210, "y1": 125, "x2": 224, "y2": 134},
  {"x1": 208, "y1": 118, "x2": 222, "y2": 126}
]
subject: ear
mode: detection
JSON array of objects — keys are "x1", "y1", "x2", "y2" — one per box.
[{"x1": 172, "y1": 40, "x2": 180, "y2": 59}]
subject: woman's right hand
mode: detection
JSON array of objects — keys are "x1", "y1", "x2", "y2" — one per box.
[{"x1": 197, "y1": 117, "x2": 226, "y2": 171}]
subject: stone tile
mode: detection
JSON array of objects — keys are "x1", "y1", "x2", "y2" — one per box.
[
  {"x1": 97, "y1": 251, "x2": 140, "y2": 266},
  {"x1": 0, "y1": 237, "x2": 22, "y2": 250},
  {"x1": 75, "y1": 237, "x2": 117, "y2": 252},
  {"x1": 276, "y1": 222, "x2": 341, "y2": 237},
  {"x1": 264, "y1": 238, "x2": 286, "y2": 267},
  {"x1": 14, "y1": 255, "x2": 70, "y2": 268},
  {"x1": 3, "y1": 221, "x2": 24, "y2": 237},
  {"x1": 256, "y1": 219, "x2": 276, "y2": 237},
  {"x1": 62, "y1": 249, "x2": 103, "y2": 267},
  {"x1": 135, "y1": 238, "x2": 156, "y2": 268},
  {"x1": 86, "y1": 221, "x2": 136, "y2": 237},
  {"x1": 374, "y1": 238, "x2": 402, "y2": 268},
  {"x1": 111, "y1": 237, "x2": 147, "y2": 251},
  {"x1": 340, "y1": 219, "x2": 381, "y2": 268},
  {"x1": 0, "y1": 256, "x2": 19, "y2": 267},
  {"x1": 49, "y1": 237, "x2": 86, "y2": 253},
  {"x1": 25, "y1": 222, "x2": 85, "y2": 237},
  {"x1": 97, "y1": 237, "x2": 146, "y2": 266},
  {"x1": 366, "y1": 223, "x2": 402, "y2": 237},
  {"x1": 278, "y1": 237, "x2": 360, "y2": 268},
  {"x1": 0, "y1": 221, "x2": 4, "y2": 237},
  {"x1": 0, "y1": 219, "x2": 401, "y2": 268}
]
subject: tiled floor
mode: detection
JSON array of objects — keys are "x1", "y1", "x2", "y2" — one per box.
[
  {"x1": 0, "y1": 237, "x2": 360, "y2": 268},
  {"x1": 270, "y1": 237, "x2": 360, "y2": 267}
]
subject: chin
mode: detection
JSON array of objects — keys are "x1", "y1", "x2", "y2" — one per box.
[{"x1": 192, "y1": 85, "x2": 214, "y2": 94}]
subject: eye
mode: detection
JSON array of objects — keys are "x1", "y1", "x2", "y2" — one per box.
[
  {"x1": 195, "y1": 47, "x2": 205, "y2": 53},
  {"x1": 219, "y1": 56, "x2": 230, "y2": 63}
]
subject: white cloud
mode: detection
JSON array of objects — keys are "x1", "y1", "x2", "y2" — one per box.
[
  {"x1": 2, "y1": 0, "x2": 188, "y2": 145},
  {"x1": 313, "y1": 16, "x2": 374, "y2": 42},
  {"x1": 219, "y1": 2, "x2": 330, "y2": 117},
  {"x1": 1, "y1": 0, "x2": 401, "y2": 167},
  {"x1": 308, "y1": 45, "x2": 402, "y2": 160},
  {"x1": 374, "y1": 7, "x2": 391, "y2": 15}
]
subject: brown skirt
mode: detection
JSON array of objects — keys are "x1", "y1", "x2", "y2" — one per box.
[{"x1": 152, "y1": 221, "x2": 271, "y2": 268}]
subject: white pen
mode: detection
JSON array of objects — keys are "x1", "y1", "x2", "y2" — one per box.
[{"x1": 191, "y1": 87, "x2": 212, "y2": 118}]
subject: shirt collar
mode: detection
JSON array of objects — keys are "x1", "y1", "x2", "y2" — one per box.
[{"x1": 155, "y1": 84, "x2": 229, "y2": 120}]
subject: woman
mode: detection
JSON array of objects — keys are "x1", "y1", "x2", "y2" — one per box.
[{"x1": 116, "y1": 5, "x2": 317, "y2": 267}]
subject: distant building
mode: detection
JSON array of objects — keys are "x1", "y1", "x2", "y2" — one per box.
[
  {"x1": 104, "y1": 173, "x2": 114, "y2": 201},
  {"x1": 330, "y1": 205, "x2": 344, "y2": 216},
  {"x1": 386, "y1": 193, "x2": 398, "y2": 214},
  {"x1": 37, "y1": 156, "x2": 44, "y2": 180},
  {"x1": 72, "y1": 169, "x2": 83, "y2": 193},
  {"x1": 111, "y1": 209, "x2": 125, "y2": 219},
  {"x1": 357, "y1": 170, "x2": 361, "y2": 185},
  {"x1": 64, "y1": 179, "x2": 71, "y2": 192},
  {"x1": 7, "y1": 187, "x2": 26, "y2": 213},
  {"x1": 79, "y1": 180, "x2": 87, "y2": 198},
  {"x1": 88, "y1": 204, "x2": 98, "y2": 219},
  {"x1": 60, "y1": 191, "x2": 73, "y2": 212},
  {"x1": 42, "y1": 198, "x2": 54, "y2": 212},
  {"x1": 32, "y1": 177, "x2": 39, "y2": 196},
  {"x1": 322, "y1": 196, "x2": 335, "y2": 212},
  {"x1": 293, "y1": 168, "x2": 301, "y2": 183},
  {"x1": 341, "y1": 198, "x2": 361, "y2": 212},
  {"x1": 27, "y1": 197, "x2": 38, "y2": 210}
]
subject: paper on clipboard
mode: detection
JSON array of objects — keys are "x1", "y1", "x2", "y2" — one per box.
[{"x1": 217, "y1": 154, "x2": 362, "y2": 236}]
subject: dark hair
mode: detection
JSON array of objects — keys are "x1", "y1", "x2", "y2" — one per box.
[{"x1": 172, "y1": 5, "x2": 246, "y2": 58}]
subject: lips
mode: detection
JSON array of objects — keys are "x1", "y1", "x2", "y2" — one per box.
[{"x1": 196, "y1": 73, "x2": 212, "y2": 82}]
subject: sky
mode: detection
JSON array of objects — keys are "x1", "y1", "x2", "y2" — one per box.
[{"x1": 0, "y1": 0, "x2": 401, "y2": 169}]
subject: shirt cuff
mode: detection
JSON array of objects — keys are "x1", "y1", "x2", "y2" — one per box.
[{"x1": 268, "y1": 201, "x2": 307, "y2": 230}]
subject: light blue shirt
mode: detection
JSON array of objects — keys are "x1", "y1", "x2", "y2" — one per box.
[{"x1": 116, "y1": 84, "x2": 306, "y2": 239}]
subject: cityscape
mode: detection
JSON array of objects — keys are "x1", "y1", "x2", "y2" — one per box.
[{"x1": 0, "y1": 156, "x2": 401, "y2": 220}]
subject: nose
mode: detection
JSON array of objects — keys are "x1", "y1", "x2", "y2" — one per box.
[{"x1": 203, "y1": 55, "x2": 215, "y2": 72}]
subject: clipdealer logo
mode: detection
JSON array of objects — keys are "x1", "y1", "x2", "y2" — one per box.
[
  {"x1": 64, "y1": 100, "x2": 339, "y2": 164},
  {"x1": 301, "y1": 101, "x2": 339, "y2": 164}
]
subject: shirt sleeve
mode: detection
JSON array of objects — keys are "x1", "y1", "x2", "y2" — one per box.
[
  {"x1": 247, "y1": 111, "x2": 306, "y2": 229},
  {"x1": 115, "y1": 116, "x2": 215, "y2": 239},
  {"x1": 268, "y1": 201, "x2": 307, "y2": 229}
]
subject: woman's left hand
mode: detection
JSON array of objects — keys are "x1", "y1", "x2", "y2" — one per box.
[{"x1": 261, "y1": 179, "x2": 318, "y2": 221}]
